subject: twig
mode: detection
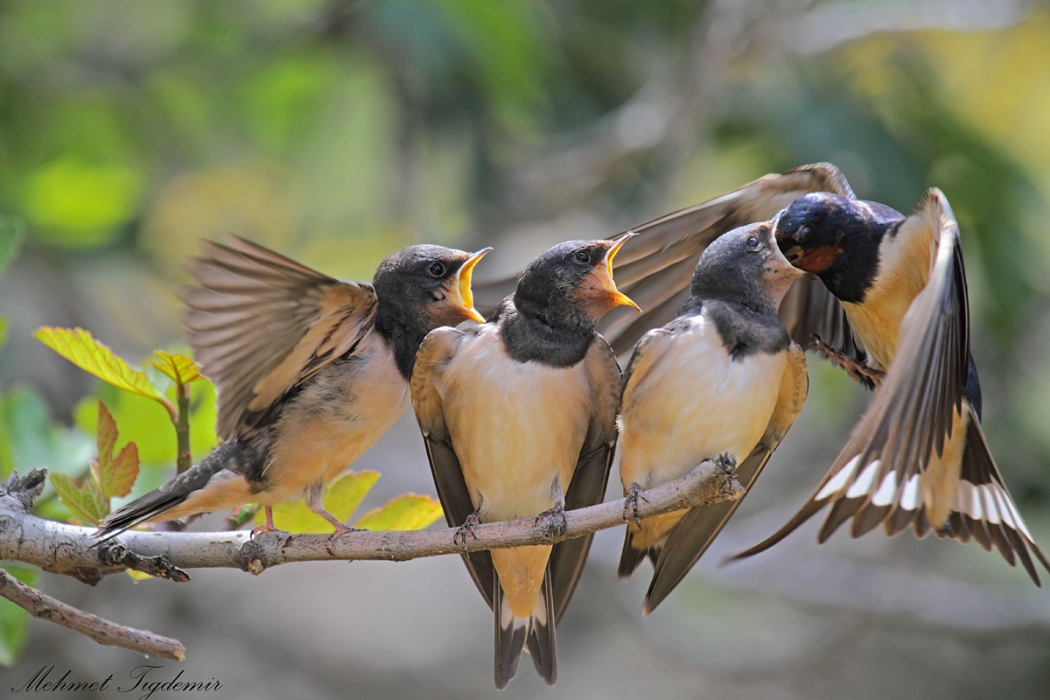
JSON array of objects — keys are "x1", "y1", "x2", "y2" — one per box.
[
  {"x1": 0, "y1": 568, "x2": 186, "y2": 661},
  {"x1": 0, "y1": 457, "x2": 742, "y2": 578}
]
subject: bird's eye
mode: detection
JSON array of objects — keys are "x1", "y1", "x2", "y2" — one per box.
[
  {"x1": 797, "y1": 225, "x2": 812, "y2": 243},
  {"x1": 426, "y1": 262, "x2": 446, "y2": 277},
  {"x1": 746, "y1": 236, "x2": 760, "y2": 250},
  {"x1": 573, "y1": 250, "x2": 590, "y2": 264}
]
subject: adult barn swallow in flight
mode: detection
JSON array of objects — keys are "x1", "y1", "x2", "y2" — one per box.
[
  {"x1": 473, "y1": 163, "x2": 863, "y2": 363},
  {"x1": 412, "y1": 237, "x2": 637, "y2": 687},
  {"x1": 732, "y1": 189, "x2": 1050, "y2": 583},
  {"x1": 96, "y1": 237, "x2": 489, "y2": 539},
  {"x1": 617, "y1": 223, "x2": 808, "y2": 613}
]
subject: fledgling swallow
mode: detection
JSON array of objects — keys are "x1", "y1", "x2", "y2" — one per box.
[
  {"x1": 731, "y1": 189, "x2": 1050, "y2": 584},
  {"x1": 411, "y1": 236, "x2": 637, "y2": 688},
  {"x1": 96, "y1": 237, "x2": 490, "y2": 539},
  {"x1": 474, "y1": 163, "x2": 863, "y2": 363},
  {"x1": 617, "y1": 223, "x2": 808, "y2": 613}
]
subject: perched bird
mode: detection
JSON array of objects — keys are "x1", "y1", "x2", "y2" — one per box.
[
  {"x1": 731, "y1": 189, "x2": 1050, "y2": 583},
  {"x1": 96, "y1": 237, "x2": 490, "y2": 539},
  {"x1": 617, "y1": 222, "x2": 808, "y2": 613},
  {"x1": 412, "y1": 236, "x2": 637, "y2": 688}
]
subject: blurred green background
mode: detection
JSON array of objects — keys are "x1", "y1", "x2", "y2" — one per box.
[{"x1": 2, "y1": 1, "x2": 1050, "y2": 697}]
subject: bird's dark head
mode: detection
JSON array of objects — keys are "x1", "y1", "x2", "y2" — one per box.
[
  {"x1": 774, "y1": 192, "x2": 866, "y2": 275},
  {"x1": 373, "y1": 244, "x2": 490, "y2": 330},
  {"x1": 691, "y1": 222, "x2": 803, "y2": 313},
  {"x1": 514, "y1": 234, "x2": 640, "y2": 332}
]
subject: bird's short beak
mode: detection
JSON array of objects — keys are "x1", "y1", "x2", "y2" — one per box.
[
  {"x1": 603, "y1": 233, "x2": 641, "y2": 312},
  {"x1": 452, "y1": 247, "x2": 492, "y2": 323}
]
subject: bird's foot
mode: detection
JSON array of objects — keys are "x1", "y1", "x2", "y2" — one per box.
[
  {"x1": 324, "y1": 522, "x2": 358, "y2": 555},
  {"x1": 536, "y1": 504, "x2": 567, "y2": 539},
  {"x1": 813, "y1": 337, "x2": 884, "y2": 389},
  {"x1": 453, "y1": 512, "x2": 481, "y2": 551},
  {"x1": 249, "y1": 522, "x2": 275, "y2": 540},
  {"x1": 623, "y1": 482, "x2": 648, "y2": 527}
]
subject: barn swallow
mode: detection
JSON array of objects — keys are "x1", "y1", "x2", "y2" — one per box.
[
  {"x1": 411, "y1": 236, "x2": 636, "y2": 688},
  {"x1": 473, "y1": 163, "x2": 863, "y2": 364},
  {"x1": 731, "y1": 189, "x2": 1050, "y2": 584},
  {"x1": 96, "y1": 237, "x2": 490, "y2": 539},
  {"x1": 617, "y1": 223, "x2": 808, "y2": 613}
]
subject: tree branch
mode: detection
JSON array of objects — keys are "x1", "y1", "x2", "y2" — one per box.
[
  {"x1": 0, "y1": 568, "x2": 186, "y2": 661},
  {"x1": 0, "y1": 456, "x2": 742, "y2": 578}
]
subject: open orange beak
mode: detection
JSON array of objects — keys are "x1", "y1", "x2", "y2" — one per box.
[
  {"x1": 603, "y1": 233, "x2": 641, "y2": 312},
  {"x1": 451, "y1": 247, "x2": 492, "y2": 323}
]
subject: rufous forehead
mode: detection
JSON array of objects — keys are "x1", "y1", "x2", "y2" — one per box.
[{"x1": 798, "y1": 245, "x2": 843, "y2": 273}]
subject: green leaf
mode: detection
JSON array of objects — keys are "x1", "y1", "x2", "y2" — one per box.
[
  {"x1": 0, "y1": 565, "x2": 38, "y2": 667},
  {"x1": 33, "y1": 327, "x2": 163, "y2": 402},
  {"x1": 258, "y1": 471, "x2": 379, "y2": 534},
  {"x1": 149, "y1": 351, "x2": 204, "y2": 385},
  {"x1": 1, "y1": 386, "x2": 95, "y2": 483},
  {"x1": 49, "y1": 472, "x2": 108, "y2": 526},
  {"x1": 0, "y1": 316, "x2": 7, "y2": 350},
  {"x1": 355, "y1": 494, "x2": 444, "y2": 531},
  {"x1": 89, "y1": 402, "x2": 139, "y2": 499},
  {"x1": 0, "y1": 215, "x2": 26, "y2": 278}
]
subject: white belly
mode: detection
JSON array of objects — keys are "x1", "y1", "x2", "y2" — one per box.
[
  {"x1": 619, "y1": 315, "x2": 785, "y2": 490},
  {"x1": 439, "y1": 326, "x2": 591, "y2": 522}
]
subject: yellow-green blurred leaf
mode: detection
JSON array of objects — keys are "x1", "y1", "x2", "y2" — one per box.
[
  {"x1": 0, "y1": 565, "x2": 37, "y2": 667},
  {"x1": 49, "y1": 472, "x2": 108, "y2": 526},
  {"x1": 34, "y1": 327, "x2": 162, "y2": 402},
  {"x1": 126, "y1": 569, "x2": 153, "y2": 581},
  {"x1": 258, "y1": 471, "x2": 379, "y2": 534},
  {"x1": 354, "y1": 494, "x2": 444, "y2": 531},
  {"x1": 150, "y1": 351, "x2": 204, "y2": 385},
  {"x1": 23, "y1": 159, "x2": 142, "y2": 245},
  {"x1": 89, "y1": 402, "x2": 139, "y2": 500},
  {"x1": 0, "y1": 317, "x2": 6, "y2": 350}
]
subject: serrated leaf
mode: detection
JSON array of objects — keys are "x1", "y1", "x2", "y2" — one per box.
[
  {"x1": 49, "y1": 472, "x2": 109, "y2": 526},
  {"x1": 0, "y1": 565, "x2": 37, "y2": 667},
  {"x1": 150, "y1": 351, "x2": 203, "y2": 385},
  {"x1": 0, "y1": 215, "x2": 25, "y2": 278},
  {"x1": 257, "y1": 471, "x2": 379, "y2": 534},
  {"x1": 89, "y1": 402, "x2": 139, "y2": 499},
  {"x1": 355, "y1": 494, "x2": 444, "y2": 531},
  {"x1": 34, "y1": 327, "x2": 161, "y2": 401}
]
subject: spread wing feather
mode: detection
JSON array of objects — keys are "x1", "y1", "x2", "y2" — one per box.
[{"x1": 182, "y1": 236, "x2": 377, "y2": 440}]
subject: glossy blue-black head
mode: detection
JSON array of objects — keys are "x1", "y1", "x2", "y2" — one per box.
[
  {"x1": 373, "y1": 244, "x2": 491, "y2": 328},
  {"x1": 773, "y1": 192, "x2": 869, "y2": 274}
]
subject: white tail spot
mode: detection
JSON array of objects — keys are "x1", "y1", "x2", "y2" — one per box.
[{"x1": 818, "y1": 455, "x2": 861, "y2": 500}]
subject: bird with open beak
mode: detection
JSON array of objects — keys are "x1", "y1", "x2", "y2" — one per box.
[
  {"x1": 411, "y1": 235, "x2": 638, "y2": 688},
  {"x1": 617, "y1": 222, "x2": 809, "y2": 613},
  {"x1": 96, "y1": 237, "x2": 490, "y2": 540},
  {"x1": 732, "y1": 188, "x2": 1050, "y2": 584}
]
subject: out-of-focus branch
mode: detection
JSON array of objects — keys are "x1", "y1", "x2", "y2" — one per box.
[
  {"x1": 0, "y1": 568, "x2": 186, "y2": 661},
  {"x1": 0, "y1": 457, "x2": 742, "y2": 578}
]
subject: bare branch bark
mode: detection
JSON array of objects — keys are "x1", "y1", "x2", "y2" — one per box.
[
  {"x1": 0, "y1": 457, "x2": 742, "y2": 579},
  {"x1": 0, "y1": 568, "x2": 186, "y2": 661}
]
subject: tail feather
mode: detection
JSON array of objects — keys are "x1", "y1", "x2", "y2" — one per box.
[
  {"x1": 618, "y1": 528, "x2": 656, "y2": 579},
  {"x1": 94, "y1": 441, "x2": 246, "y2": 541},
  {"x1": 493, "y1": 564, "x2": 557, "y2": 689}
]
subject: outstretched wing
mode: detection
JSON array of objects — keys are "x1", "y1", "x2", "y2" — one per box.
[
  {"x1": 474, "y1": 163, "x2": 863, "y2": 360},
  {"x1": 181, "y1": 236, "x2": 377, "y2": 440},
  {"x1": 644, "y1": 343, "x2": 808, "y2": 613},
  {"x1": 731, "y1": 190, "x2": 1049, "y2": 585}
]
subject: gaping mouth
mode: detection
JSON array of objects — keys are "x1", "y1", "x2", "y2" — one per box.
[
  {"x1": 452, "y1": 247, "x2": 492, "y2": 322},
  {"x1": 604, "y1": 233, "x2": 641, "y2": 312}
]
